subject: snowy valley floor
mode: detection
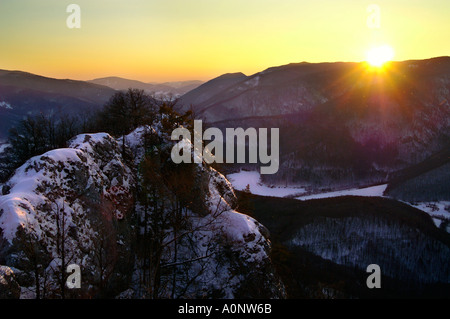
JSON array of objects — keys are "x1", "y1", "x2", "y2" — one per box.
[{"x1": 227, "y1": 170, "x2": 450, "y2": 231}]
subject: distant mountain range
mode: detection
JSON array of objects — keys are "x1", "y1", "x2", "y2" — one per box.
[
  {"x1": 0, "y1": 70, "x2": 203, "y2": 141},
  {"x1": 0, "y1": 69, "x2": 116, "y2": 141},
  {"x1": 88, "y1": 77, "x2": 204, "y2": 98},
  {"x1": 0, "y1": 59, "x2": 449, "y2": 299},
  {"x1": 1, "y1": 58, "x2": 448, "y2": 194},
  {"x1": 179, "y1": 57, "x2": 450, "y2": 191}
]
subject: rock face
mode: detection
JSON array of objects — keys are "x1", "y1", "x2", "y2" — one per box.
[
  {"x1": 0, "y1": 265, "x2": 20, "y2": 299},
  {"x1": 0, "y1": 133, "x2": 135, "y2": 298},
  {"x1": 125, "y1": 126, "x2": 286, "y2": 299},
  {"x1": 0, "y1": 126, "x2": 285, "y2": 298}
]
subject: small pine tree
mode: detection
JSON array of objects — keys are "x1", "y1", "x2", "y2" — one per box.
[{"x1": 238, "y1": 184, "x2": 254, "y2": 217}]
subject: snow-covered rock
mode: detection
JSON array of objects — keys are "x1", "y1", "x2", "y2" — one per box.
[
  {"x1": 0, "y1": 101, "x2": 13, "y2": 110},
  {"x1": 0, "y1": 265, "x2": 20, "y2": 299},
  {"x1": 0, "y1": 132, "x2": 135, "y2": 298},
  {"x1": 125, "y1": 126, "x2": 285, "y2": 299},
  {"x1": 0, "y1": 126, "x2": 285, "y2": 299}
]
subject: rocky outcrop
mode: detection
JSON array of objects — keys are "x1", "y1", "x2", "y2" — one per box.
[
  {"x1": 0, "y1": 132, "x2": 135, "y2": 298},
  {"x1": 0, "y1": 265, "x2": 20, "y2": 299},
  {"x1": 0, "y1": 126, "x2": 285, "y2": 299},
  {"x1": 125, "y1": 126, "x2": 286, "y2": 299}
]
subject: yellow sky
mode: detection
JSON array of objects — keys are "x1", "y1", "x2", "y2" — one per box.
[{"x1": 0, "y1": 0, "x2": 448, "y2": 82}]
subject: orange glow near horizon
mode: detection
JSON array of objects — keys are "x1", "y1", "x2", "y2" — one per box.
[{"x1": 0, "y1": 1, "x2": 449, "y2": 82}]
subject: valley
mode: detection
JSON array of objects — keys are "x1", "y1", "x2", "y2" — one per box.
[{"x1": 0, "y1": 57, "x2": 449, "y2": 299}]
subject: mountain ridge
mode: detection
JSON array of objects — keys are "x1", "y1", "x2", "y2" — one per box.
[
  {"x1": 88, "y1": 76, "x2": 204, "y2": 97},
  {"x1": 179, "y1": 56, "x2": 450, "y2": 189},
  {"x1": 0, "y1": 69, "x2": 117, "y2": 141}
]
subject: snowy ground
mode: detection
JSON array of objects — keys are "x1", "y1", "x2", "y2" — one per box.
[
  {"x1": 0, "y1": 143, "x2": 9, "y2": 154},
  {"x1": 295, "y1": 184, "x2": 388, "y2": 201},
  {"x1": 407, "y1": 201, "x2": 450, "y2": 229},
  {"x1": 226, "y1": 170, "x2": 449, "y2": 231},
  {"x1": 226, "y1": 170, "x2": 305, "y2": 197},
  {"x1": 227, "y1": 170, "x2": 387, "y2": 199}
]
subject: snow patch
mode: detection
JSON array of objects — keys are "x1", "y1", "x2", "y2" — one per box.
[
  {"x1": 0, "y1": 101, "x2": 12, "y2": 110},
  {"x1": 245, "y1": 76, "x2": 260, "y2": 88},
  {"x1": 406, "y1": 201, "x2": 450, "y2": 230},
  {"x1": 296, "y1": 184, "x2": 388, "y2": 201},
  {"x1": 0, "y1": 143, "x2": 10, "y2": 154},
  {"x1": 227, "y1": 170, "x2": 305, "y2": 197}
]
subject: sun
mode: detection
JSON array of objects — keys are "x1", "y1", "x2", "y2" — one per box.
[{"x1": 366, "y1": 45, "x2": 395, "y2": 67}]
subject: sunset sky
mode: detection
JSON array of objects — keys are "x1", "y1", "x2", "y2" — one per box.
[{"x1": 1, "y1": 0, "x2": 449, "y2": 82}]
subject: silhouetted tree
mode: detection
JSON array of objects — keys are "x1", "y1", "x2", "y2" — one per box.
[
  {"x1": 96, "y1": 89, "x2": 159, "y2": 156},
  {"x1": 5, "y1": 113, "x2": 89, "y2": 180}
]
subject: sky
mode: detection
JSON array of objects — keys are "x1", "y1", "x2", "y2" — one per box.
[{"x1": 0, "y1": 0, "x2": 449, "y2": 82}]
